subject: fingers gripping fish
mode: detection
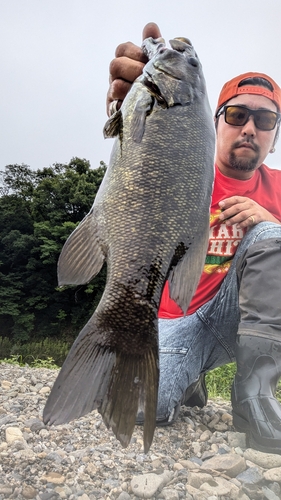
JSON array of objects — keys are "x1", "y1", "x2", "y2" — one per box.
[{"x1": 43, "y1": 36, "x2": 215, "y2": 453}]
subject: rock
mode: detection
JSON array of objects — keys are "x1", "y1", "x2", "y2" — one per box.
[
  {"x1": 40, "y1": 472, "x2": 66, "y2": 484},
  {"x1": 117, "y1": 493, "x2": 131, "y2": 500},
  {"x1": 39, "y1": 428, "x2": 49, "y2": 438},
  {"x1": 173, "y1": 462, "x2": 184, "y2": 471},
  {"x1": 21, "y1": 484, "x2": 37, "y2": 499},
  {"x1": 236, "y1": 466, "x2": 264, "y2": 486},
  {"x1": 151, "y1": 458, "x2": 162, "y2": 468},
  {"x1": 0, "y1": 414, "x2": 17, "y2": 426},
  {"x1": 189, "y1": 456, "x2": 203, "y2": 466},
  {"x1": 263, "y1": 466, "x2": 281, "y2": 482},
  {"x1": 54, "y1": 485, "x2": 72, "y2": 498},
  {"x1": 30, "y1": 420, "x2": 45, "y2": 432},
  {"x1": 185, "y1": 484, "x2": 209, "y2": 500},
  {"x1": 227, "y1": 431, "x2": 247, "y2": 449},
  {"x1": 200, "y1": 476, "x2": 240, "y2": 497},
  {"x1": 1, "y1": 380, "x2": 12, "y2": 390},
  {"x1": 199, "y1": 430, "x2": 212, "y2": 442},
  {"x1": 201, "y1": 450, "x2": 215, "y2": 461},
  {"x1": 221, "y1": 412, "x2": 233, "y2": 424},
  {"x1": 262, "y1": 486, "x2": 281, "y2": 500},
  {"x1": 188, "y1": 472, "x2": 213, "y2": 489},
  {"x1": 5, "y1": 426, "x2": 25, "y2": 444},
  {"x1": 178, "y1": 459, "x2": 200, "y2": 470},
  {"x1": 131, "y1": 473, "x2": 165, "y2": 498},
  {"x1": 2, "y1": 362, "x2": 281, "y2": 500},
  {"x1": 190, "y1": 441, "x2": 202, "y2": 456},
  {"x1": 244, "y1": 448, "x2": 281, "y2": 469},
  {"x1": 161, "y1": 488, "x2": 179, "y2": 499},
  {"x1": 160, "y1": 470, "x2": 173, "y2": 485},
  {"x1": 208, "y1": 414, "x2": 221, "y2": 428},
  {"x1": 0, "y1": 485, "x2": 14, "y2": 496},
  {"x1": 38, "y1": 386, "x2": 51, "y2": 395},
  {"x1": 200, "y1": 452, "x2": 247, "y2": 477},
  {"x1": 213, "y1": 422, "x2": 228, "y2": 431}
]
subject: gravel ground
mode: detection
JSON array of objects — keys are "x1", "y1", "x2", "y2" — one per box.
[{"x1": 1, "y1": 362, "x2": 281, "y2": 500}]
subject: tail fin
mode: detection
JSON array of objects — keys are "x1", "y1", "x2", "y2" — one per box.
[{"x1": 43, "y1": 316, "x2": 159, "y2": 453}]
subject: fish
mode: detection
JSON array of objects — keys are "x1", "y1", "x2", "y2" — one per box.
[{"x1": 43, "y1": 35, "x2": 215, "y2": 453}]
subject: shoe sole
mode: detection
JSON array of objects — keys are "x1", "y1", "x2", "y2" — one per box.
[{"x1": 233, "y1": 411, "x2": 281, "y2": 454}]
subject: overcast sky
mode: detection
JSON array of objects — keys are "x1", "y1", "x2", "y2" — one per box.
[{"x1": 1, "y1": 0, "x2": 281, "y2": 172}]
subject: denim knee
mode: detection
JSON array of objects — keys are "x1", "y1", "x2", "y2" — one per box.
[{"x1": 236, "y1": 222, "x2": 281, "y2": 254}]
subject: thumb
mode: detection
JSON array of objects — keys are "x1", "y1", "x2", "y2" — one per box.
[{"x1": 142, "y1": 22, "x2": 162, "y2": 41}]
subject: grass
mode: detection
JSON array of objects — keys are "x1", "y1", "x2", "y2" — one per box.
[
  {"x1": 205, "y1": 363, "x2": 236, "y2": 400},
  {"x1": 1, "y1": 336, "x2": 281, "y2": 401},
  {"x1": 0, "y1": 336, "x2": 70, "y2": 367},
  {"x1": 0, "y1": 354, "x2": 59, "y2": 369}
]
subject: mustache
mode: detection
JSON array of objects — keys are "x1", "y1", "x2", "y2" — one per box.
[{"x1": 232, "y1": 139, "x2": 260, "y2": 153}]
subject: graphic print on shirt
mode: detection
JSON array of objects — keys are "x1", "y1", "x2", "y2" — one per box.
[{"x1": 204, "y1": 208, "x2": 247, "y2": 275}]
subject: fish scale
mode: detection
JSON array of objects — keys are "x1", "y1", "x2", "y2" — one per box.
[{"x1": 43, "y1": 35, "x2": 215, "y2": 453}]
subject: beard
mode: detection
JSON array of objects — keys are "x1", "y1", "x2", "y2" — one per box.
[{"x1": 229, "y1": 141, "x2": 261, "y2": 172}]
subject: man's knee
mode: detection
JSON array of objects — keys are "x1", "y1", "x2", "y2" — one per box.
[
  {"x1": 237, "y1": 237, "x2": 281, "y2": 340},
  {"x1": 236, "y1": 236, "x2": 281, "y2": 283}
]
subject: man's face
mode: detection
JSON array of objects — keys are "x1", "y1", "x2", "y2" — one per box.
[{"x1": 215, "y1": 94, "x2": 278, "y2": 179}]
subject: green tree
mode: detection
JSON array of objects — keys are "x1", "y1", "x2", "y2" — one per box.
[{"x1": 0, "y1": 158, "x2": 106, "y2": 344}]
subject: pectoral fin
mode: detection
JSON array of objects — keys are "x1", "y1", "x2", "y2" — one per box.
[
  {"x1": 168, "y1": 230, "x2": 209, "y2": 314},
  {"x1": 58, "y1": 209, "x2": 105, "y2": 286},
  {"x1": 131, "y1": 94, "x2": 153, "y2": 143}
]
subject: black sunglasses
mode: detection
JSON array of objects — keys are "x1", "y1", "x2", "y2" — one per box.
[{"x1": 216, "y1": 105, "x2": 281, "y2": 131}]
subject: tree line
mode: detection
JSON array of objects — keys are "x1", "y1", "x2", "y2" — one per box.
[{"x1": 0, "y1": 158, "x2": 107, "y2": 346}]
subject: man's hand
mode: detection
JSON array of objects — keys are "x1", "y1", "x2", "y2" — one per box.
[
  {"x1": 219, "y1": 196, "x2": 281, "y2": 228},
  {"x1": 106, "y1": 22, "x2": 162, "y2": 116}
]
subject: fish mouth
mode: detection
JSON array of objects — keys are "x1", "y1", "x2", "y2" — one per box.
[
  {"x1": 142, "y1": 74, "x2": 168, "y2": 107},
  {"x1": 141, "y1": 36, "x2": 200, "y2": 108}
]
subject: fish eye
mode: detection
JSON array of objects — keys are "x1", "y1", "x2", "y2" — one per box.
[{"x1": 188, "y1": 57, "x2": 199, "y2": 68}]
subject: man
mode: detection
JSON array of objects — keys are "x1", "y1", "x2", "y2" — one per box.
[{"x1": 107, "y1": 23, "x2": 281, "y2": 454}]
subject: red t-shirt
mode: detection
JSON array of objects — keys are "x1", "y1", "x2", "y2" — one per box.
[{"x1": 158, "y1": 163, "x2": 281, "y2": 319}]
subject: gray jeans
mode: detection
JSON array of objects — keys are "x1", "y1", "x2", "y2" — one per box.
[{"x1": 157, "y1": 222, "x2": 281, "y2": 420}]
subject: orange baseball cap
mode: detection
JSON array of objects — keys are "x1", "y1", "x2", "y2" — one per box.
[{"x1": 216, "y1": 72, "x2": 281, "y2": 114}]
